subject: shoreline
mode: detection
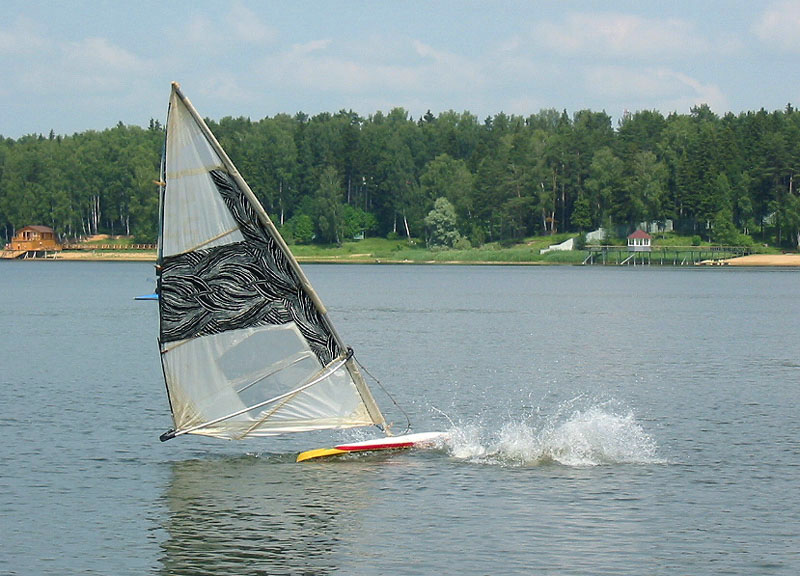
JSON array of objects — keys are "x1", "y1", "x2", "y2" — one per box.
[{"x1": 4, "y1": 250, "x2": 800, "y2": 267}]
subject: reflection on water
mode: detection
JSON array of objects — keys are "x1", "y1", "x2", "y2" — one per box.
[{"x1": 159, "y1": 455, "x2": 376, "y2": 575}]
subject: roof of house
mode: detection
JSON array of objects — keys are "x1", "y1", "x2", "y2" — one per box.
[
  {"x1": 627, "y1": 229, "x2": 652, "y2": 240},
  {"x1": 17, "y1": 225, "x2": 55, "y2": 233}
]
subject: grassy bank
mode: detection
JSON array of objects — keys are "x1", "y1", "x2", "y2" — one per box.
[{"x1": 289, "y1": 234, "x2": 585, "y2": 264}]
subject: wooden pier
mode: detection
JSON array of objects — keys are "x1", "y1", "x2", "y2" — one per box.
[
  {"x1": 1, "y1": 249, "x2": 63, "y2": 259},
  {"x1": 583, "y1": 245, "x2": 754, "y2": 266},
  {"x1": 61, "y1": 243, "x2": 157, "y2": 250}
]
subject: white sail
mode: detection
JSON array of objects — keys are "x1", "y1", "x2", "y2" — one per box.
[{"x1": 157, "y1": 83, "x2": 385, "y2": 440}]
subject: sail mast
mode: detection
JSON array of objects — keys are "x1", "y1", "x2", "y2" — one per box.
[{"x1": 167, "y1": 82, "x2": 387, "y2": 431}]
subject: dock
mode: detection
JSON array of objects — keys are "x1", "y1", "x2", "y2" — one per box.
[
  {"x1": 583, "y1": 245, "x2": 754, "y2": 266},
  {"x1": 0, "y1": 249, "x2": 61, "y2": 259}
]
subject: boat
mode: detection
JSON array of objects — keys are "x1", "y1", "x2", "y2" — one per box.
[{"x1": 155, "y1": 83, "x2": 445, "y2": 461}]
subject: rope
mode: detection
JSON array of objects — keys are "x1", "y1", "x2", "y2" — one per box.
[{"x1": 354, "y1": 356, "x2": 411, "y2": 436}]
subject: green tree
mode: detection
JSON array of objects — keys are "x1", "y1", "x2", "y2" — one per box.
[
  {"x1": 284, "y1": 213, "x2": 314, "y2": 244},
  {"x1": 782, "y1": 190, "x2": 800, "y2": 247},
  {"x1": 585, "y1": 147, "x2": 624, "y2": 228},
  {"x1": 424, "y1": 197, "x2": 463, "y2": 248},
  {"x1": 628, "y1": 150, "x2": 668, "y2": 226},
  {"x1": 571, "y1": 193, "x2": 592, "y2": 231},
  {"x1": 341, "y1": 204, "x2": 378, "y2": 240},
  {"x1": 313, "y1": 166, "x2": 344, "y2": 244},
  {"x1": 419, "y1": 153, "x2": 474, "y2": 228},
  {"x1": 711, "y1": 175, "x2": 740, "y2": 245},
  {"x1": 376, "y1": 126, "x2": 419, "y2": 238},
  {"x1": 500, "y1": 195, "x2": 538, "y2": 240}
]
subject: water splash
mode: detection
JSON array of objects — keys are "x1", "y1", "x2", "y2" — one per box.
[{"x1": 440, "y1": 402, "x2": 663, "y2": 467}]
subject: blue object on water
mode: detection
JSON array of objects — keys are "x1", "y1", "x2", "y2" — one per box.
[{"x1": 134, "y1": 293, "x2": 159, "y2": 301}]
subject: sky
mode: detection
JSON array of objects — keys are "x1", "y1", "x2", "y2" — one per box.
[{"x1": 2, "y1": 1, "x2": 800, "y2": 138}]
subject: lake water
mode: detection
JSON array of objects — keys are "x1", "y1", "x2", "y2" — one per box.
[{"x1": 1, "y1": 261, "x2": 798, "y2": 575}]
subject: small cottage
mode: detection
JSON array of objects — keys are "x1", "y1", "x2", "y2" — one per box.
[
  {"x1": 627, "y1": 229, "x2": 652, "y2": 252},
  {"x1": 7, "y1": 225, "x2": 62, "y2": 253}
]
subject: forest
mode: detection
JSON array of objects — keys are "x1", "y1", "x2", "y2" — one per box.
[{"x1": 1, "y1": 103, "x2": 800, "y2": 249}]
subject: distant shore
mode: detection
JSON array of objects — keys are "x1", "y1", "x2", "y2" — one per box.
[{"x1": 7, "y1": 250, "x2": 800, "y2": 267}]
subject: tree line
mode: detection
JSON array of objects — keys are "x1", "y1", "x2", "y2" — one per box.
[{"x1": 2, "y1": 103, "x2": 800, "y2": 248}]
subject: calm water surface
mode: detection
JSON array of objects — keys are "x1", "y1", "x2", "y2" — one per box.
[{"x1": 1, "y1": 261, "x2": 798, "y2": 575}]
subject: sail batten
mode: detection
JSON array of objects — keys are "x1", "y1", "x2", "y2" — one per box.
[
  {"x1": 157, "y1": 83, "x2": 386, "y2": 440},
  {"x1": 182, "y1": 224, "x2": 242, "y2": 253}
]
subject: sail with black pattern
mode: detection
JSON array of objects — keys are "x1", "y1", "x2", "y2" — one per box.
[{"x1": 157, "y1": 83, "x2": 385, "y2": 440}]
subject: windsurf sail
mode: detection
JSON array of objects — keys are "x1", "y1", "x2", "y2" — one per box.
[{"x1": 157, "y1": 83, "x2": 386, "y2": 441}]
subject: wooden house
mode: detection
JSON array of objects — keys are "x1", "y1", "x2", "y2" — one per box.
[
  {"x1": 627, "y1": 229, "x2": 652, "y2": 252},
  {"x1": 5, "y1": 225, "x2": 62, "y2": 254}
]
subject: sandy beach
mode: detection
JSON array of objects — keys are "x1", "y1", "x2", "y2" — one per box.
[
  {"x1": 53, "y1": 250, "x2": 156, "y2": 261},
  {"x1": 721, "y1": 254, "x2": 800, "y2": 266}
]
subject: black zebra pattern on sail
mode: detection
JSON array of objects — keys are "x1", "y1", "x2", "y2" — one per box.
[{"x1": 158, "y1": 169, "x2": 340, "y2": 366}]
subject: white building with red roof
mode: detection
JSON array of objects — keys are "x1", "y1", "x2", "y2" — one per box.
[{"x1": 627, "y1": 229, "x2": 652, "y2": 252}]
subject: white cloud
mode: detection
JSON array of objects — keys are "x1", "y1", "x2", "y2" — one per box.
[
  {"x1": 255, "y1": 37, "x2": 481, "y2": 100},
  {"x1": 171, "y1": 4, "x2": 277, "y2": 57},
  {"x1": 534, "y1": 12, "x2": 721, "y2": 60},
  {"x1": 227, "y1": 2, "x2": 277, "y2": 45},
  {"x1": 182, "y1": 14, "x2": 215, "y2": 49},
  {"x1": 267, "y1": 51, "x2": 421, "y2": 95},
  {"x1": 0, "y1": 16, "x2": 48, "y2": 55},
  {"x1": 412, "y1": 40, "x2": 483, "y2": 87},
  {"x1": 753, "y1": 1, "x2": 800, "y2": 52},
  {"x1": 198, "y1": 74, "x2": 250, "y2": 103},
  {"x1": 413, "y1": 40, "x2": 459, "y2": 66},
  {"x1": 35, "y1": 37, "x2": 151, "y2": 95},
  {"x1": 64, "y1": 37, "x2": 145, "y2": 73},
  {"x1": 288, "y1": 39, "x2": 331, "y2": 58},
  {"x1": 585, "y1": 65, "x2": 729, "y2": 113},
  {"x1": 587, "y1": 66, "x2": 678, "y2": 98},
  {"x1": 5, "y1": 30, "x2": 150, "y2": 98}
]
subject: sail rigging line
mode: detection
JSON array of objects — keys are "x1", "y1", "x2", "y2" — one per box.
[
  {"x1": 157, "y1": 337, "x2": 175, "y2": 422},
  {"x1": 167, "y1": 82, "x2": 387, "y2": 431},
  {"x1": 160, "y1": 351, "x2": 353, "y2": 441},
  {"x1": 353, "y1": 355, "x2": 411, "y2": 436}
]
